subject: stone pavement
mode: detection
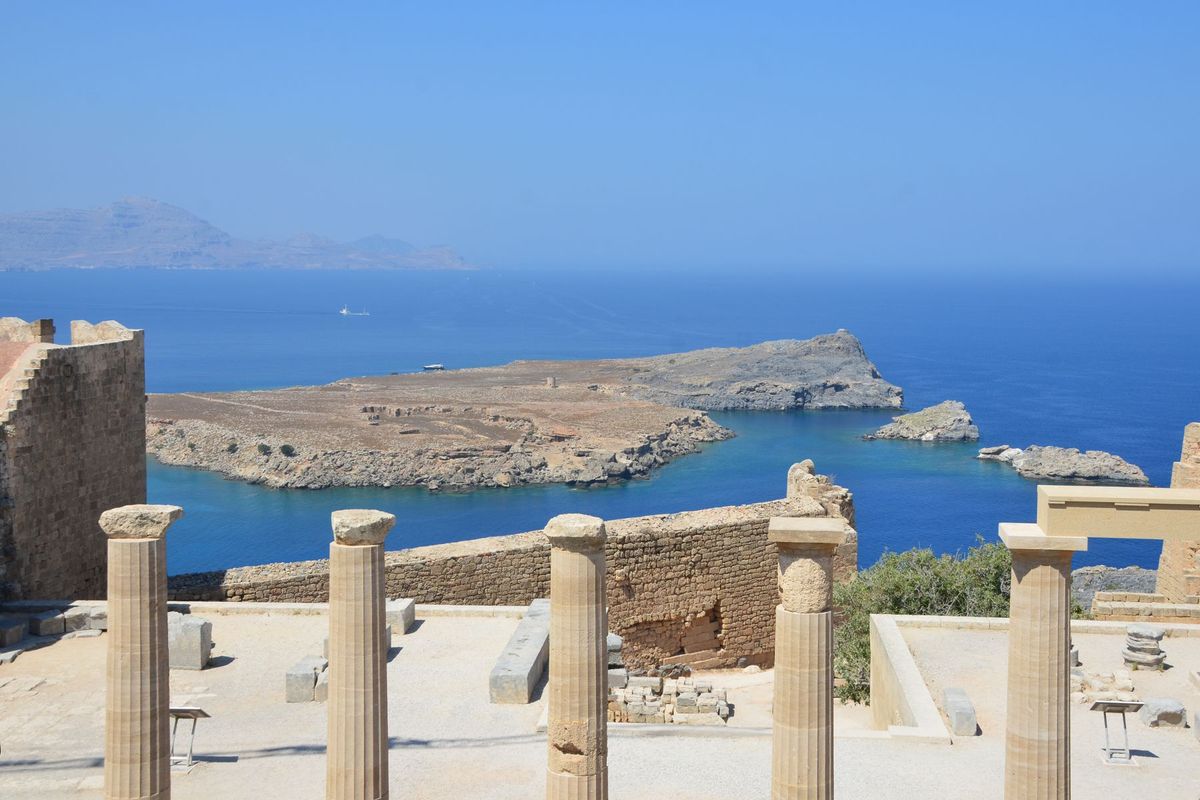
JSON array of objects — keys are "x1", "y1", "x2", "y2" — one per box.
[{"x1": 1, "y1": 611, "x2": 1198, "y2": 799}]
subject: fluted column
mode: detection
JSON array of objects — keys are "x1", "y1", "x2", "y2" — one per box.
[
  {"x1": 326, "y1": 509, "x2": 396, "y2": 800},
  {"x1": 102, "y1": 504, "x2": 184, "y2": 800},
  {"x1": 768, "y1": 517, "x2": 847, "y2": 800},
  {"x1": 1000, "y1": 523, "x2": 1087, "y2": 800},
  {"x1": 545, "y1": 514, "x2": 608, "y2": 800}
]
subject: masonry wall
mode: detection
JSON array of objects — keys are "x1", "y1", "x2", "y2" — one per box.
[
  {"x1": 169, "y1": 465, "x2": 858, "y2": 670},
  {"x1": 1156, "y1": 422, "x2": 1200, "y2": 602},
  {"x1": 0, "y1": 319, "x2": 147, "y2": 599}
]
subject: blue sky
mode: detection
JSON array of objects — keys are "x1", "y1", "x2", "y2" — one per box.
[{"x1": 2, "y1": 2, "x2": 1197, "y2": 274}]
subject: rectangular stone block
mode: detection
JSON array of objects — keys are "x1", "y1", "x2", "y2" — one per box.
[
  {"x1": 285, "y1": 656, "x2": 328, "y2": 703},
  {"x1": 29, "y1": 610, "x2": 64, "y2": 636},
  {"x1": 386, "y1": 598, "x2": 416, "y2": 635},
  {"x1": 608, "y1": 668, "x2": 628, "y2": 689},
  {"x1": 314, "y1": 668, "x2": 330, "y2": 703},
  {"x1": 489, "y1": 598, "x2": 549, "y2": 704},
  {"x1": 941, "y1": 687, "x2": 978, "y2": 736},
  {"x1": 674, "y1": 711, "x2": 724, "y2": 726},
  {"x1": 628, "y1": 675, "x2": 663, "y2": 692},
  {"x1": 167, "y1": 613, "x2": 213, "y2": 670},
  {"x1": 62, "y1": 607, "x2": 90, "y2": 632},
  {"x1": 84, "y1": 607, "x2": 107, "y2": 631},
  {"x1": 0, "y1": 616, "x2": 27, "y2": 647}
]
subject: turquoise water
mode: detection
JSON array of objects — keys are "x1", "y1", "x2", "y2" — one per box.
[{"x1": 3, "y1": 269, "x2": 1197, "y2": 573}]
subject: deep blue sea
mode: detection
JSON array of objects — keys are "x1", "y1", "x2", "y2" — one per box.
[{"x1": 2, "y1": 269, "x2": 1197, "y2": 574}]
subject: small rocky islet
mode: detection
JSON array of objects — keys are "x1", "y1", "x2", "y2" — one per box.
[
  {"x1": 864, "y1": 400, "x2": 979, "y2": 442},
  {"x1": 977, "y1": 444, "x2": 1150, "y2": 485}
]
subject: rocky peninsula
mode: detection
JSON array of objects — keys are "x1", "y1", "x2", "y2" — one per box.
[
  {"x1": 978, "y1": 444, "x2": 1150, "y2": 485},
  {"x1": 864, "y1": 400, "x2": 979, "y2": 441},
  {"x1": 147, "y1": 331, "x2": 901, "y2": 490}
]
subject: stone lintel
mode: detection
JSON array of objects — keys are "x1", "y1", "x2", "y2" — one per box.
[
  {"x1": 1036, "y1": 485, "x2": 1200, "y2": 541},
  {"x1": 99, "y1": 504, "x2": 184, "y2": 539},
  {"x1": 544, "y1": 513, "x2": 606, "y2": 549},
  {"x1": 331, "y1": 509, "x2": 395, "y2": 546},
  {"x1": 998, "y1": 522, "x2": 1088, "y2": 553},
  {"x1": 768, "y1": 517, "x2": 847, "y2": 550}
]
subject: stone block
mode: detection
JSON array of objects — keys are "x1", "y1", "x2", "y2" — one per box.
[
  {"x1": 386, "y1": 598, "x2": 416, "y2": 635},
  {"x1": 62, "y1": 607, "x2": 90, "y2": 632},
  {"x1": 167, "y1": 613, "x2": 213, "y2": 670},
  {"x1": 0, "y1": 647, "x2": 22, "y2": 664},
  {"x1": 84, "y1": 607, "x2": 107, "y2": 631},
  {"x1": 628, "y1": 675, "x2": 663, "y2": 692},
  {"x1": 286, "y1": 656, "x2": 328, "y2": 703},
  {"x1": 941, "y1": 687, "x2": 979, "y2": 736},
  {"x1": 1138, "y1": 697, "x2": 1187, "y2": 728},
  {"x1": 29, "y1": 610, "x2": 64, "y2": 636},
  {"x1": 314, "y1": 668, "x2": 330, "y2": 702},
  {"x1": 0, "y1": 617, "x2": 28, "y2": 647},
  {"x1": 674, "y1": 711, "x2": 724, "y2": 726},
  {"x1": 488, "y1": 599, "x2": 549, "y2": 704},
  {"x1": 608, "y1": 668, "x2": 628, "y2": 689}
]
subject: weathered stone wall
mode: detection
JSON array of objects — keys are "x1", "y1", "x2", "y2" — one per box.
[
  {"x1": 0, "y1": 318, "x2": 147, "y2": 599},
  {"x1": 169, "y1": 465, "x2": 858, "y2": 670},
  {"x1": 1156, "y1": 422, "x2": 1200, "y2": 602}
]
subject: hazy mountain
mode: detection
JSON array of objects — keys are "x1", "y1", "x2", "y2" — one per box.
[{"x1": 0, "y1": 197, "x2": 471, "y2": 271}]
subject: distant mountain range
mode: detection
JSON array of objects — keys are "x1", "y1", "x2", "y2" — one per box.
[{"x1": 0, "y1": 197, "x2": 471, "y2": 270}]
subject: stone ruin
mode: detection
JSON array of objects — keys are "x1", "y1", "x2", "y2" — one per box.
[
  {"x1": 1122, "y1": 622, "x2": 1167, "y2": 670},
  {"x1": 608, "y1": 674, "x2": 732, "y2": 725}
]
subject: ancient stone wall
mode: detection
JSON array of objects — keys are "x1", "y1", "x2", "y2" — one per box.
[
  {"x1": 169, "y1": 466, "x2": 858, "y2": 670},
  {"x1": 1156, "y1": 422, "x2": 1200, "y2": 602},
  {"x1": 0, "y1": 318, "x2": 147, "y2": 599}
]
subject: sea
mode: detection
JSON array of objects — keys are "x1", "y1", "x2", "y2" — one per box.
[{"x1": 2, "y1": 268, "x2": 1197, "y2": 575}]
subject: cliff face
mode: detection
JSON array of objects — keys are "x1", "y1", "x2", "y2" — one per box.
[
  {"x1": 147, "y1": 332, "x2": 902, "y2": 490},
  {"x1": 617, "y1": 330, "x2": 902, "y2": 411}
]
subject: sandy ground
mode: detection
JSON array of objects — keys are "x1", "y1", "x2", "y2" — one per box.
[{"x1": 1, "y1": 613, "x2": 1197, "y2": 799}]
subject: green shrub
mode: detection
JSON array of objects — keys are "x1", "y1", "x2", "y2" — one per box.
[
  {"x1": 280, "y1": 444, "x2": 296, "y2": 457},
  {"x1": 186, "y1": 442, "x2": 196, "y2": 451},
  {"x1": 226, "y1": 442, "x2": 238, "y2": 453},
  {"x1": 256, "y1": 443, "x2": 271, "y2": 456},
  {"x1": 833, "y1": 538, "x2": 1012, "y2": 704}
]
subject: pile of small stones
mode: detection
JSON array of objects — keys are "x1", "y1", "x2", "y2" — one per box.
[
  {"x1": 608, "y1": 675, "x2": 731, "y2": 725},
  {"x1": 1122, "y1": 623, "x2": 1167, "y2": 670}
]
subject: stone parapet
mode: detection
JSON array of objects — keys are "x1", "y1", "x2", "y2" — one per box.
[
  {"x1": 169, "y1": 471, "x2": 857, "y2": 671},
  {"x1": 1157, "y1": 422, "x2": 1200, "y2": 602}
]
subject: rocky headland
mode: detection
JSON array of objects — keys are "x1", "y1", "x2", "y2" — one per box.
[
  {"x1": 1071, "y1": 565, "x2": 1158, "y2": 609},
  {"x1": 147, "y1": 331, "x2": 901, "y2": 490},
  {"x1": 864, "y1": 400, "x2": 979, "y2": 442},
  {"x1": 978, "y1": 444, "x2": 1149, "y2": 485}
]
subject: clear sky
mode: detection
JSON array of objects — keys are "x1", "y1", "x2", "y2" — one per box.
[{"x1": 2, "y1": 2, "x2": 1197, "y2": 275}]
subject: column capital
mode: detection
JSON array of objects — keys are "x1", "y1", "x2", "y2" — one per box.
[
  {"x1": 545, "y1": 514, "x2": 606, "y2": 550},
  {"x1": 998, "y1": 522, "x2": 1088, "y2": 554},
  {"x1": 768, "y1": 517, "x2": 847, "y2": 554},
  {"x1": 331, "y1": 509, "x2": 396, "y2": 546},
  {"x1": 99, "y1": 504, "x2": 183, "y2": 540}
]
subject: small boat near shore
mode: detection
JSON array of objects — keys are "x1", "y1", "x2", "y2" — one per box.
[
  {"x1": 339, "y1": 304, "x2": 369, "y2": 316},
  {"x1": 423, "y1": 363, "x2": 446, "y2": 371}
]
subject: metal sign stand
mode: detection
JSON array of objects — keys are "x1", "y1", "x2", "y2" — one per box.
[
  {"x1": 169, "y1": 706, "x2": 211, "y2": 771},
  {"x1": 1089, "y1": 700, "x2": 1143, "y2": 766}
]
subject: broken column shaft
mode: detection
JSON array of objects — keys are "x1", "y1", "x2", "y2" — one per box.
[
  {"x1": 326, "y1": 509, "x2": 396, "y2": 800},
  {"x1": 102, "y1": 504, "x2": 184, "y2": 800},
  {"x1": 768, "y1": 516, "x2": 847, "y2": 800},
  {"x1": 545, "y1": 514, "x2": 609, "y2": 800}
]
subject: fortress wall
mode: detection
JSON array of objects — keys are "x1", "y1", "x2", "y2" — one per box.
[
  {"x1": 169, "y1": 469, "x2": 858, "y2": 670},
  {"x1": 0, "y1": 320, "x2": 146, "y2": 599},
  {"x1": 1157, "y1": 422, "x2": 1200, "y2": 602}
]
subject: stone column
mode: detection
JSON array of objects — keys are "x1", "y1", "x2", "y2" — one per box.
[
  {"x1": 326, "y1": 509, "x2": 396, "y2": 800},
  {"x1": 1000, "y1": 523, "x2": 1088, "y2": 800},
  {"x1": 102, "y1": 504, "x2": 183, "y2": 800},
  {"x1": 768, "y1": 517, "x2": 846, "y2": 800},
  {"x1": 545, "y1": 514, "x2": 608, "y2": 800}
]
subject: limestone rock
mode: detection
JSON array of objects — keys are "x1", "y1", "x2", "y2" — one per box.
[
  {"x1": 1071, "y1": 565, "x2": 1158, "y2": 609},
  {"x1": 977, "y1": 445, "x2": 1023, "y2": 463},
  {"x1": 331, "y1": 509, "x2": 396, "y2": 546},
  {"x1": 1138, "y1": 697, "x2": 1187, "y2": 727},
  {"x1": 865, "y1": 400, "x2": 979, "y2": 442},
  {"x1": 98, "y1": 504, "x2": 184, "y2": 539},
  {"x1": 1010, "y1": 446, "x2": 1149, "y2": 485}
]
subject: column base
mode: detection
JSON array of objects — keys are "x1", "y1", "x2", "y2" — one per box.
[{"x1": 547, "y1": 768, "x2": 607, "y2": 800}]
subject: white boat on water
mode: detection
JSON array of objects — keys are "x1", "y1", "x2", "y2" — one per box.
[
  {"x1": 423, "y1": 363, "x2": 445, "y2": 371},
  {"x1": 339, "y1": 304, "x2": 370, "y2": 316}
]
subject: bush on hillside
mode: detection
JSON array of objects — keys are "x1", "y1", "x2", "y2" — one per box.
[
  {"x1": 833, "y1": 539, "x2": 1012, "y2": 704},
  {"x1": 256, "y1": 443, "x2": 271, "y2": 456},
  {"x1": 280, "y1": 444, "x2": 296, "y2": 457}
]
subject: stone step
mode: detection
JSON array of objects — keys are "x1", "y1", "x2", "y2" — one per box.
[{"x1": 661, "y1": 648, "x2": 720, "y2": 666}]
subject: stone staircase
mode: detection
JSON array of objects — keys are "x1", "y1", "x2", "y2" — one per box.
[{"x1": 1091, "y1": 590, "x2": 1200, "y2": 624}]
